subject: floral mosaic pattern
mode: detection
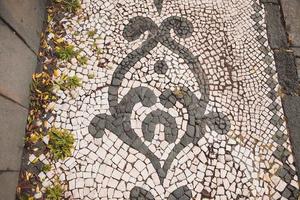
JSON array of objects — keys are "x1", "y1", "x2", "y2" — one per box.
[{"x1": 22, "y1": 0, "x2": 300, "y2": 199}]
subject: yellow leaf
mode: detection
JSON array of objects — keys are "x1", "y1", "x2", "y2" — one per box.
[
  {"x1": 25, "y1": 171, "x2": 32, "y2": 180},
  {"x1": 36, "y1": 185, "x2": 40, "y2": 192},
  {"x1": 31, "y1": 158, "x2": 39, "y2": 164},
  {"x1": 53, "y1": 69, "x2": 60, "y2": 77},
  {"x1": 29, "y1": 133, "x2": 40, "y2": 143},
  {"x1": 47, "y1": 15, "x2": 52, "y2": 22},
  {"x1": 56, "y1": 38, "x2": 64, "y2": 43},
  {"x1": 43, "y1": 121, "x2": 49, "y2": 127},
  {"x1": 36, "y1": 73, "x2": 42, "y2": 78}
]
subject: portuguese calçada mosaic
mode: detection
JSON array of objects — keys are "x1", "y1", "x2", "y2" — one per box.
[{"x1": 20, "y1": 0, "x2": 300, "y2": 199}]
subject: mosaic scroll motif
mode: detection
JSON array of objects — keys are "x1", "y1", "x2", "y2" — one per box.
[{"x1": 88, "y1": 5, "x2": 230, "y2": 199}]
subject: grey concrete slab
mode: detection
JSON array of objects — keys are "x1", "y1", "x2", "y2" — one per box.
[
  {"x1": 282, "y1": 96, "x2": 300, "y2": 178},
  {"x1": 0, "y1": 19, "x2": 37, "y2": 108},
  {"x1": 296, "y1": 58, "x2": 300, "y2": 80},
  {"x1": 0, "y1": 171, "x2": 19, "y2": 200},
  {"x1": 291, "y1": 48, "x2": 300, "y2": 79},
  {"x1": 0, "y1": 95, "x2": 27, "y2": 171},
  {"x1": 281, "y1": 0, "x2": 300, "y2": 47},
  {"x1": 292, "y1": 47, "x2": 300, "y2": 58},
  {"x1": 273, "y1": 49, "x2": 299, "y2": 94},
  {"x1": 0, "y1": 0, "x2": 47, "y2": 52},
  {"x1": 264, "y1": 3, "x2": 288, "y2": 49}
]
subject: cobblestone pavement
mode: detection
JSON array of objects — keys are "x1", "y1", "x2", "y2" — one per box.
[{"x1": 17, "y1": 0, "x2": 300, "y2": 199}]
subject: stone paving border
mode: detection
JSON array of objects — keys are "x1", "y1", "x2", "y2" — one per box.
[
  {"x1": 0, "y1": 0, "x2": 47, "y2": 199},
  {"x1": 279, "y1": 0, "x2": 300, "y2": 178},
  {"x1": 262, "y1": 0, "x2": 300, "y2": 180},
  {"x1": 280, "y1": 0, "x2": 300, "y2": 77}
]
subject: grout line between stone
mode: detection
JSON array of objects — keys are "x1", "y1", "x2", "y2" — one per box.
[
  {"x1": 0, "y1": 93, "x2": 28, "y2": 110},
  {"x1": 0, "y1": 15, "x2": 37, "y2": 56},
  {"x1": 0, "y1": 170, "x2": 20, "y2": 174}
]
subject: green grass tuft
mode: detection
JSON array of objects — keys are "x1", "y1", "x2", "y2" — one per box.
[
  {"x1": 77, "y1": 55, "x2": 88, "y2": 65},
  {"x1": 87, "y1": 73, "x2": 95, "y2": 79},
  {"x1": 54, "y1": 0, "x2": 81, "y2": 13},
  {"x1": 42, "y1": 164, "x2": 52, "y2": 173},
  {"x1": 45, "y1": 182, "x2": 64, "y2": 200},
  {"x1": 47, "y1": 128, "x2": 75, "y2": 161},
  {"x1": 87, "y1": 30, "x2": 97, "y2": 38},
  {"x1": 55, "y1": 75, "x2": 82, "y2": 91},
  {"x1": 55, "y1": 44, "x2": 77, "y2": 61}
]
